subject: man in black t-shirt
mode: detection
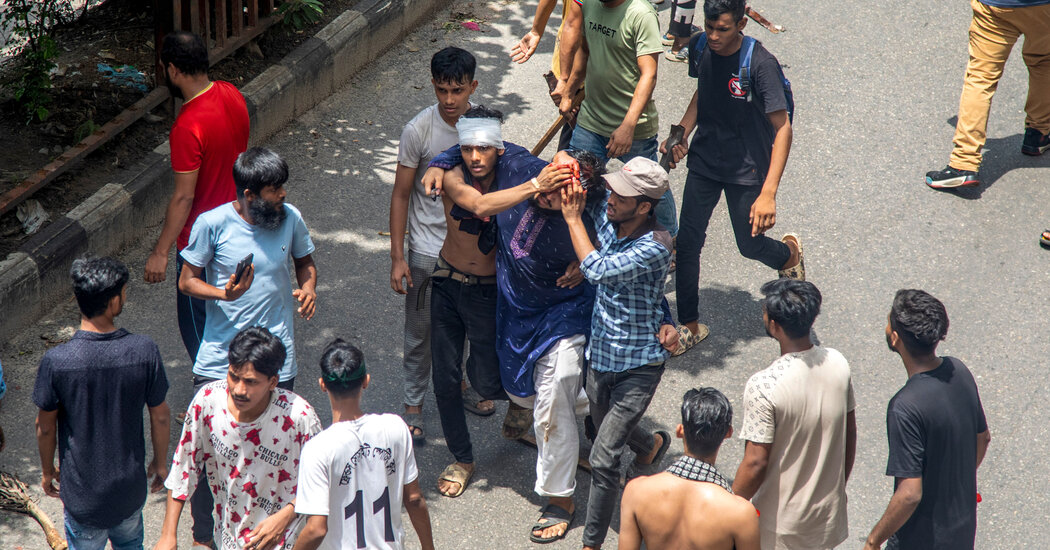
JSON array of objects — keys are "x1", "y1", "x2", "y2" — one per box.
[
  {"x1": 33, "y1": 257, "x2": 170, "y2": 549},
  {"x1": 661, "y1": 0, "x2": 802, "y2": 356},
  {"x1": 864, "y1": 289, "x2": 991, "y2": 550}
]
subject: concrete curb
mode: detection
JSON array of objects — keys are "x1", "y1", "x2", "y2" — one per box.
[{"x1": 0, "y1": 0, "x2": 451, "y2": 341}]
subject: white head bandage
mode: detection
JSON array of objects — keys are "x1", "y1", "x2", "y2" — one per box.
[{"x1": 456, "y1": 117, "x2": 504, "y2": 149}]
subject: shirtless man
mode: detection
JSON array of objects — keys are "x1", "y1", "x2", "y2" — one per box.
[
  {"x1": 425, "y1": 105, "x2": 571, "y2": 498},
  {"x1": 619, "y1": 387, "x2": 759, "y2": 550}
]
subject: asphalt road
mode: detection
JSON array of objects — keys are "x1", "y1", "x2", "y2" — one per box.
[{"x1": 2, "y1": 0, "x2": 1049, "y2": 548}]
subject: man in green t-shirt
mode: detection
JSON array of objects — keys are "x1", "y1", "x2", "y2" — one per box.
[{"x1": 559, "y1": 0, "x2": 678, "y2": 237}]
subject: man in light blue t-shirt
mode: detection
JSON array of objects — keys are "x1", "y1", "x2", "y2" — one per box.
[
  {"x1": 179, "y1": 147, "x2": 318, "y2": 386},
  {"x1": 177, "y1": 146, "x2": 318, "y2": 545}
]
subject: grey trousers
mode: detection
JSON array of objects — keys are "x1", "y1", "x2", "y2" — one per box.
[{"x1": 403, "y1": 250, "x2": 437, "y2": 407}]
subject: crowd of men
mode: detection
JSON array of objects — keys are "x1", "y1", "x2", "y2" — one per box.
[{"x1": 17, "y1": 0, "x2": 1048, "y2": 546}]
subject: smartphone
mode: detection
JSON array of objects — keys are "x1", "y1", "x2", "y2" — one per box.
[{"x1": 231, "y1": 253, "x2": 253, "y2": 285}]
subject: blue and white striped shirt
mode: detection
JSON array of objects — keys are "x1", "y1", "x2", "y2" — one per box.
[{"x1": 582, "y1": 193, "x2": 673, "y2": 373}]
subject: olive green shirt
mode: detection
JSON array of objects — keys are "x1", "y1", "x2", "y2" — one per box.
[{"x1": 577, "y1": 0, "x2": 662, "y2": 139}]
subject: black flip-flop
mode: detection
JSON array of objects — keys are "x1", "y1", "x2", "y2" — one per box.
[
  {"x1": 402, "y1": 412, "x2": 425, "y2": 445},
  {"x1": 625, "y1": 429, "x2": 672, "y2": 482},
  {"x1": 463, "y1": 386, "x2": 496, "y2": 417},
  {"x1": 1040, "y1": 229, "x2": 1050, "y2": 249},
  {"x1": 529, "y1": 503, "x2": 574, "y2": 544}
]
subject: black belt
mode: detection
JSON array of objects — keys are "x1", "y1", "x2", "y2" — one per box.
[{"x1": 432, "y1": 256, "x2": 496, "y2": 286}]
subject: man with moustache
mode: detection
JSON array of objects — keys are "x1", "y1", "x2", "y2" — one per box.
[
  {"x1": 146, "y1": 30, "x2": 250, "y2": 367},
  {"x1": 156, "y1": 327, "x2": 322, "y2": 550},
  {"x1": 176, "y1": 147, "x2": 318, "y2": 547}
]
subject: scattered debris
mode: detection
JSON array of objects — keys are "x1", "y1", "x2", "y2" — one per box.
[
  {"x1": 16, "y1": 200, "x2": 50, "y2": 236},
  {"x1": 97, "y1": 63, "x2": 149, "y2": 93}
]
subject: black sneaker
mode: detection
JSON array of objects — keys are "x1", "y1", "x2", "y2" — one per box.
[
  {"x1": 1022, "y1": 127, "x2": 1050, "y2": 156},
  {"x1": 925, "y1": 166, "x2": 979, "y2": 189}
]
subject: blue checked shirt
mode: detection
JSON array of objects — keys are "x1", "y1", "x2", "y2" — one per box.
[{"x1": 582, "y1": 192, "x2": 674, "y2": 373}]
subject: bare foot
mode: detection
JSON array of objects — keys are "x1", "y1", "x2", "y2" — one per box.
[
  {"x1": 437, "y1": 462, "x2": 474, "y2": 496},
  {"x1": 635, "y1": 431, "x2": 664, "y2": 465},
  {"x1": 533, "y1": 497, "x2": 575, "y2": 541},
  {"x1": 477, "y1": 399, "x2": 495, "y2": 413},
  {"x1": 405, "y1": 404, "x2": 423, "y2": 439},
  {"x1": 781, "y1": 235, "x2": 800, "y2": 270}
]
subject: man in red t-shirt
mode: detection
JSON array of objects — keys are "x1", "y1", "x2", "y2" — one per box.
[{"x1": 144, "y1": 31, "x2": 249, "y2": 366}]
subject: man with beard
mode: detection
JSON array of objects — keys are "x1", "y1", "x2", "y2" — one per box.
[
  {"x1": 864, "y1": 290, "x2": 991, "y2": 550},
  {"x1": 177, "y1": 147, "x2": 318, "y2": 547},
  {"x1": 145, "y1": 30, "x2": 250, "y2": 369},
  {"x1": 157, "y1": 327, "x2": 322, "y2": 550},
  {"x1": 559, "y1": 158, "x2": 679, "y2": 550},
  {"x1": 418, "y1": 106, "x2": 572, "y2": 500},
  {"x1": 733, "y1": 279, "x2": 855, "y2": 550},
  {"x1": 429, "y1": 144, "x2": 674, "y2": 542}
]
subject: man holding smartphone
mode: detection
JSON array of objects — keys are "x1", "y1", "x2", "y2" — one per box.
[{"x1": 177, "y1": 147, "x2": 318, "y2": 547}]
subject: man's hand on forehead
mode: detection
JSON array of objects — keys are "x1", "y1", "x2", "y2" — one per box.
[{"x1": 534, "y1": 163, "x2": 575, "y2": 194}]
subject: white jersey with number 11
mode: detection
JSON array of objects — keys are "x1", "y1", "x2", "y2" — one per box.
[{"x1": 295, "y1": 414, "x2": 419, "y2": 550}]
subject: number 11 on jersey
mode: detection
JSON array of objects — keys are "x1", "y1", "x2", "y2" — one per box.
[{"x1": 345, "y1": 487, "x2": 395, "y2": 548}]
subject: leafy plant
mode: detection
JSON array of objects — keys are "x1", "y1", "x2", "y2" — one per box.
[
  {"x1": 276, "y1": 0, "x2": 324, "y2": 31},
  {"x1": 0, "y1": 0, "x2": 75, "y2": 123},
  {"x1": 74, "y1": 118, "x2": 102, "y2": 143}
]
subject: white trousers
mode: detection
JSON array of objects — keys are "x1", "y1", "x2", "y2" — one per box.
[{"x1": 509, "y1": 334, "x2": 589, "y2": 497}]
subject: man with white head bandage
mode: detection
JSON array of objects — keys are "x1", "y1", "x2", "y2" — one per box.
[{"x1": 422, "y1": 106, "x2": 574, "y2": 502}]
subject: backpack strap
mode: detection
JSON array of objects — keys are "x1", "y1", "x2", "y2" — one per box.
[
  {"x1": 738, "y1": 36, "x2": 757, "y2": 103},
  {"x1": 689, "y1": 32, "x2": 708, "y2": 75}
]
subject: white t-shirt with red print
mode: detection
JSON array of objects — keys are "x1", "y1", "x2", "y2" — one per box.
[{"x1": 165, "y1": 381, "x2": 322, "y2": 550}]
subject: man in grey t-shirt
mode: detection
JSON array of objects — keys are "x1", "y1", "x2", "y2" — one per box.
[{"x1": 389, "y1": 47, "x2": 488, "y2": 443}]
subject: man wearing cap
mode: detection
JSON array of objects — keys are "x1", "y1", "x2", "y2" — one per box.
[
  {"x1": 424, "y1": 105, "x2": 571, "y2": 500},
  {"x1": 560, "y1": 157, "x2": 680, "y2": 550}
]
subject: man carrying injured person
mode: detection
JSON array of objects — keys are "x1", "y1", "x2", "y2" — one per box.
[{"x1": 425, "y1": 115, "x2": 673, "y2": 544}]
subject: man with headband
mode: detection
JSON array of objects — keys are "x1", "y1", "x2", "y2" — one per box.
[
  {"x1": 421, "y1": 105, "x2": 572, "y2": 502},
  {"x1": 426, "y1": 120, "x2": 673, "y2": 543},
  {"x1": 294, "y1": 340, "x2": 435, "y2": 550}
]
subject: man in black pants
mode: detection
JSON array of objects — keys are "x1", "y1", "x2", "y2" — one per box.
[{"x1": 662, "y1": 0, "x2": 802, "y2": 356}]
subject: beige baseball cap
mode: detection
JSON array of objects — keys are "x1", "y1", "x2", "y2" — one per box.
[{"x1": 602, "y1": 157, "x2": 669, "y2": 199}]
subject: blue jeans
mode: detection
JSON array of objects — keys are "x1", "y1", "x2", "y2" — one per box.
[
  {"x1": 64, "y1": 508, "x2": 143, "y2": 550},
  {"x1": 582, "y1": 363, "x2": 664, "y2": 548},
  {"x1": 175, "y1": 255, "x2": 206, "y2": 362},
  {"x1": 569, "y1": 125, "x2": 679, "y2": 236}
]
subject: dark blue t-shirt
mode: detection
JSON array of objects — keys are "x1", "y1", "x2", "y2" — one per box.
[{"x1": 32, "y1": 329, "x2": 169, "y2": 528}]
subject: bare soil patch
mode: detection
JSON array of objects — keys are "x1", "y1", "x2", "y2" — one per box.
[{"x1": 0, "y1": 0, "x2": 358, "y2": 257}]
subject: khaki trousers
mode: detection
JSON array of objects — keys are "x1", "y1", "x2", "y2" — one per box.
[{"x1": 950, "y1": 0, "x2": 1050, "y2": 171}]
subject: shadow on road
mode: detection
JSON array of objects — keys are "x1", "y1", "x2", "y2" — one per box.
[{"x1": 935, "y1": 116, "x2": 1042, "y2": 200}]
